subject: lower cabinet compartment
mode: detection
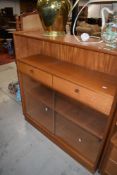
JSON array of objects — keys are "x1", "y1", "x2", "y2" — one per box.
[
  {"x1": 26, "y1": 96, "x2": 54, "y2": 132},
  {"x1": 21, "y1": 74, "x2": 54, "y2": 132},
  {"x1": 55, "y1": 113, "x2": 101, "y2": 164},
  {"x1": 54, "y1": 93, "x2": 107, "y2": 140}
]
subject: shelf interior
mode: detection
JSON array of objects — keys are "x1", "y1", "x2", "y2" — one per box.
[
  {"x1": 55, "y1": 93, "x2": 107, "y2": 140},
  {"x1": 22, "y1": 74, "x2": 54, "y2": 108}
]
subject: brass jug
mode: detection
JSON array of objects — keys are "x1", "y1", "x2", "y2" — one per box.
[{"x1": 37, "y1": 0, "x2": 71, "y2": 36}]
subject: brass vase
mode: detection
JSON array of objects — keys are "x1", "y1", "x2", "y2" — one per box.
[{"x1": 37, "y1": 0, "x2": 71, "y2": 36}]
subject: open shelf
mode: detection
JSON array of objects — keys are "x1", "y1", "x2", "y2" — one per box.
[{"x1": 55, "y1": 93, "x2": 107, "y2": 140}]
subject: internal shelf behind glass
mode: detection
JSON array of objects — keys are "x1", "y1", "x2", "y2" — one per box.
[
  {"x1": 55, "y1": 93, "x2": 107, "y2": 140},
  {"x1": 21, "y1": 73, "x2": 54, "y2": 108}
]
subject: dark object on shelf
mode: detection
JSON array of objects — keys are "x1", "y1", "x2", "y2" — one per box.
[
  {"x1": 70, "y1": 0, "x2": 78, "y2": 35},
  {"x1": 5, "y1": 38, "x2": 14, "y2": 55},
  {"x1": 86, "y1": 18, "x2": 102, "y2": 26},
  {"x1": 1, "y1": 7, "x2": 13, "y2": 17},
  {"x1": 0, "y1": 29, "x2": 13, "y2": 40}
]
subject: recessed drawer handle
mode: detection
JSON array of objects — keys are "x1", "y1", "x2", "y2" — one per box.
[
  {"x1": 78, "y1": 138, "x2": 82, "y2": 143},
  {"x1": 29, "y1": 69, "x2": 34, "y2": 74},
  {"x1": 74, "y1": 89, "x2": 79, "y2": 93},
  {"x1": 45, "y1": 107, "x2": 48, "y2": 112}
]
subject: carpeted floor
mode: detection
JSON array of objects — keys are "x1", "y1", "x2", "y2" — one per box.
[{"x1": 0, "y1": 53, "x2": 15, "y2": 65}]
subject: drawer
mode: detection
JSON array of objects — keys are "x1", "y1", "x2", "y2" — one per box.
[
  {"x1": 105, "y1": 158, "x2": 117, "y2": 175},
  {"x1": 55, "y1": 113, "x2": 101, "y2": 163},
  {"x1": 18, "y1": 62, "x2": 52, "y2": 87},
  {"x1": 53, "y1": 76, "x2": 113, "y2": 115},
  {"x1": 26, "y1": 94, "x2": 54, "y2": 132}
]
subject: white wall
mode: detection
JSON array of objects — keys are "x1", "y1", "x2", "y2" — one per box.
[
  {"x1": 78, "y1": 0, "x2": 117, "y2": 18},
  {"x1": 88, "y1": 3, "x2": 117, "y2": 18},
  {"x1": 79, "y1": 0, "x2": 88, "y2": 6},
  {"x1": 113, "y1": 3, "x2": 117, "y2": 11},
  {"x1": 0, "y1": 0, "x2": 20, "y2": 15}
]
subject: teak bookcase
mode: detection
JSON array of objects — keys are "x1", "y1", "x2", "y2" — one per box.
[{"x1": 14, "y1": 31, "x2": 117, "y2": 173}]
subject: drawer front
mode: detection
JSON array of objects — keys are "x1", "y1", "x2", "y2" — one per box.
[
  {"x1": 18, "y1": 62, "x2": 52, "y2": 87},
  {"x1": 105, "y1": 159, "x2": 117, "y2": 175},
  {"x1": 53, "y1": 76, "x2": 113, "y2": 115},
  {"x1": 55, "y1": 113, "x2": 101, "y2": 163}
]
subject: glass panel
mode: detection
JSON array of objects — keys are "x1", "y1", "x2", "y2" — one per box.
[
  {"x1": 55, "y1": 112, "x2": 101, "y2": 164},
  {"x1": 21, "y1": 73, "x2": 54, "y2": 132},
  {"x1": 55, "y1": 93, "x2": 107, "y2": 140}
]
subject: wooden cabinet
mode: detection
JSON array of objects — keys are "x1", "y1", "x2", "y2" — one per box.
[{"x1": 14, "y1": 31, "x2": 117, "y2": 173}]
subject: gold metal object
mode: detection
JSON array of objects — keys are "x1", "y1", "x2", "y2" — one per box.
[{"x1": 37, "y1": 0, "x2": 71, "y2": 36}]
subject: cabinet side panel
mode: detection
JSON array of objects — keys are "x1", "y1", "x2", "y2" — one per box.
[{"x1": 14, "y1": 35, "x2": 28, "y2": 59}]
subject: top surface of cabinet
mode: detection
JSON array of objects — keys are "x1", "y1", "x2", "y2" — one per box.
[{"x1": 14, "y1": 31, "x2": 117, "y2": 56}]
